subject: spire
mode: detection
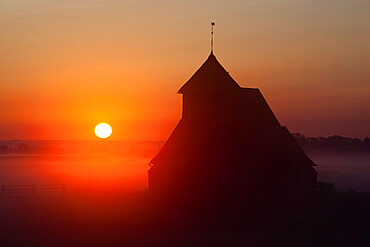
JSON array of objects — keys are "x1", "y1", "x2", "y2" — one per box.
[{"x1": 210, "y1": 22, "x2": 215, "y2": 54}]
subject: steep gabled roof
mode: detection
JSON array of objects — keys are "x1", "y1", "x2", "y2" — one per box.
[{"x1": 178, "y1": 53, "x2": 241, "y2": 94}]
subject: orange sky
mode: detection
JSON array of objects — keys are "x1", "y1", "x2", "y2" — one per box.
[{"x1": 1, "y1": 0, "x2": 369, "y2": 140}]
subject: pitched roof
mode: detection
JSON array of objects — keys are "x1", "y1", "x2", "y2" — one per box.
[
  {"x1": 151, "y1": 89, "x2": 316, "y2": 169},
  {"x1": 178, "y1": 53, "x2": 241, "y2": 94}
]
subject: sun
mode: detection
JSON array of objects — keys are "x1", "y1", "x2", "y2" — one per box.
[{"x1": 94, "y1": 123, "x2": 112, "y2": 138}]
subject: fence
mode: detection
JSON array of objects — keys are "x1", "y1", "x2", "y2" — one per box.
[{"x1": 1, "y1": 184, "x2": 66, "y2": 197}]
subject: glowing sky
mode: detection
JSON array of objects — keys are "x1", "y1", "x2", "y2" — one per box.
[{"x1": 1, "y1": 0, "x2": 369, "y2": 140}]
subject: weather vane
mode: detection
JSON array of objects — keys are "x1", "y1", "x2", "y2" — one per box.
[{"x1": 211, "y1": 22, "x2": 215, "y2": 54}]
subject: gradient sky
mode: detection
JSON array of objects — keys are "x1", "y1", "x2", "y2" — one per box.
[{"x1": 1, "y1": 0, "x2": 369, "y2": 140}]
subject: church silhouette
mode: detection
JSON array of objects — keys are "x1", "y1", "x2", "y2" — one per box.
[{"x1": 148, "y1": 52, "x2": 317, "y2": 215}]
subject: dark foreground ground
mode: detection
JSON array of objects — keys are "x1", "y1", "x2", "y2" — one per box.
[{"x1": 0, "y1": 191, "x2": 369, "y2": 247}]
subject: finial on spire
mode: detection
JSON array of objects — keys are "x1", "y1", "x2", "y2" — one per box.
[{"x1": 211, "y1": 22, "x2": 215, "y2": 54}]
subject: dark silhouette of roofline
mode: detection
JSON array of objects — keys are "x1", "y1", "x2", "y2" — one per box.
[{"x1": 178, "y1": 53, "x2": 241, "y2": 94}]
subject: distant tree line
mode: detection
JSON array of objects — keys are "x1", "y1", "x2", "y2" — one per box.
[
  {"x1": 1, "y1": 135, "x2": 369, "y2": 155},
  {"x1": 0, "y1": 143, "x2": 64, "y2": 155},
  {"x1": 0, "y1": 142, "x2": 160, "y2": 157},
  {"x1": 292, "y1": 133, "x2": 370, "y2": 154}
]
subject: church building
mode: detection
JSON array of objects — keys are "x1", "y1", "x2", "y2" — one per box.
[{"x1": 148, "y1": 51, "x2": 317, "y2": 214}]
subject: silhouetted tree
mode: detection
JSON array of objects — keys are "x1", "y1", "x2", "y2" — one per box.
[
  {"x1": 0, "y1": 145, "x2": 10, "y2": 154},
  {"x1": 317, "y1": 181, "x2": 337, "y2": 193}
]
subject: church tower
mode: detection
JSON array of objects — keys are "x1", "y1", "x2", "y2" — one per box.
[{"x1": 148, "y1": 25, "x2": 317, "y2": 214}]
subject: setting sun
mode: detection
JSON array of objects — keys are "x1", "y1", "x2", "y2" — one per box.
[{"x1": 94, "y1": 123, "x2": 112, "y2": 138}]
